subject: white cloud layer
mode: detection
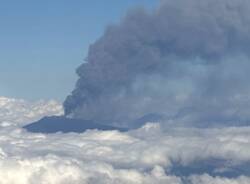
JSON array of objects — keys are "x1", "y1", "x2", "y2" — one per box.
[
  {"x1": 0, "y1": 97, "x2": 249, "y2": 184},
  {"x1": 0, "y1": 96, "x2": 63, "y2": 126}
]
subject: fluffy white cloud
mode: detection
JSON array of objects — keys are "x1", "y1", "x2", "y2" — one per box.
[
  {"x1": 0, "y1": 96, "x2": 63, "y2": 127},
  {"x1": 0, "y1": 97, "x2": 249, "y2": 183},
  {"x1": 189, "y1": 174, "x2": 250, "y2": 184}
]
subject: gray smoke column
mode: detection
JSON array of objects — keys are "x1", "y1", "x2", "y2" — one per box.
[{"x1": 64, "y1": 0, "x2": 250, "y2": 127}]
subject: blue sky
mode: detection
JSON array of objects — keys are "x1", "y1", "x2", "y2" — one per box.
[{"x1": 0, "y1": 0, "x2": 159, "y2": 101}]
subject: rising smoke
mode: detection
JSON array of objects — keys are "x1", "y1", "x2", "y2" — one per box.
[{"x1": 64, "y1": 0, "x2": 250, "y2": 127}]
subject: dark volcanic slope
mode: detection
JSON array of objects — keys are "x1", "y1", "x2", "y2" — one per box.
[{"x1": 23, "y1": 116, "x2": 128, "y2": 133}]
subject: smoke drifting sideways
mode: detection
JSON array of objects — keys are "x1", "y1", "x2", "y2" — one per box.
[{"x1": 64, "y1": 0, "x2": 250, "y2": 128}]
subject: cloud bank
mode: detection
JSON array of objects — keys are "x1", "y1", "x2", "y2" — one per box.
[
  {"x1": 64, "y1": 0, "x2": 250, "y2": 127},
  {"x1": 0, "y1": 97, "x2": 250, "y2": 183},
  {"x1": 0, "y1": 96, "x2": 63, "y2": 127}
]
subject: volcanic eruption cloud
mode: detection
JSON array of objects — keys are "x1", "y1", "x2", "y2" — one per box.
[{"x1": 64, "y1": 0, "x2": 250, "y2": 128}]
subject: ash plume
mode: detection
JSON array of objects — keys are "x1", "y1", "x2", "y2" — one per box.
[{"x1": 64, "y1": 0, "x2": 250, "y2": 127}]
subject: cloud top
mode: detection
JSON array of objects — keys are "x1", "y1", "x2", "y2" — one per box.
[
  {"x1": 1, "y1": 97, "x2": 250, "y2": 183},
  {"x1": 0, "y1": 96, "x2": 63, "y2": 126}
]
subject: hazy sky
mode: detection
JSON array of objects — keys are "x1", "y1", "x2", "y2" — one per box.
[{"x1": 0, "y1": 0, "x2": 159, "y2": 101}]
